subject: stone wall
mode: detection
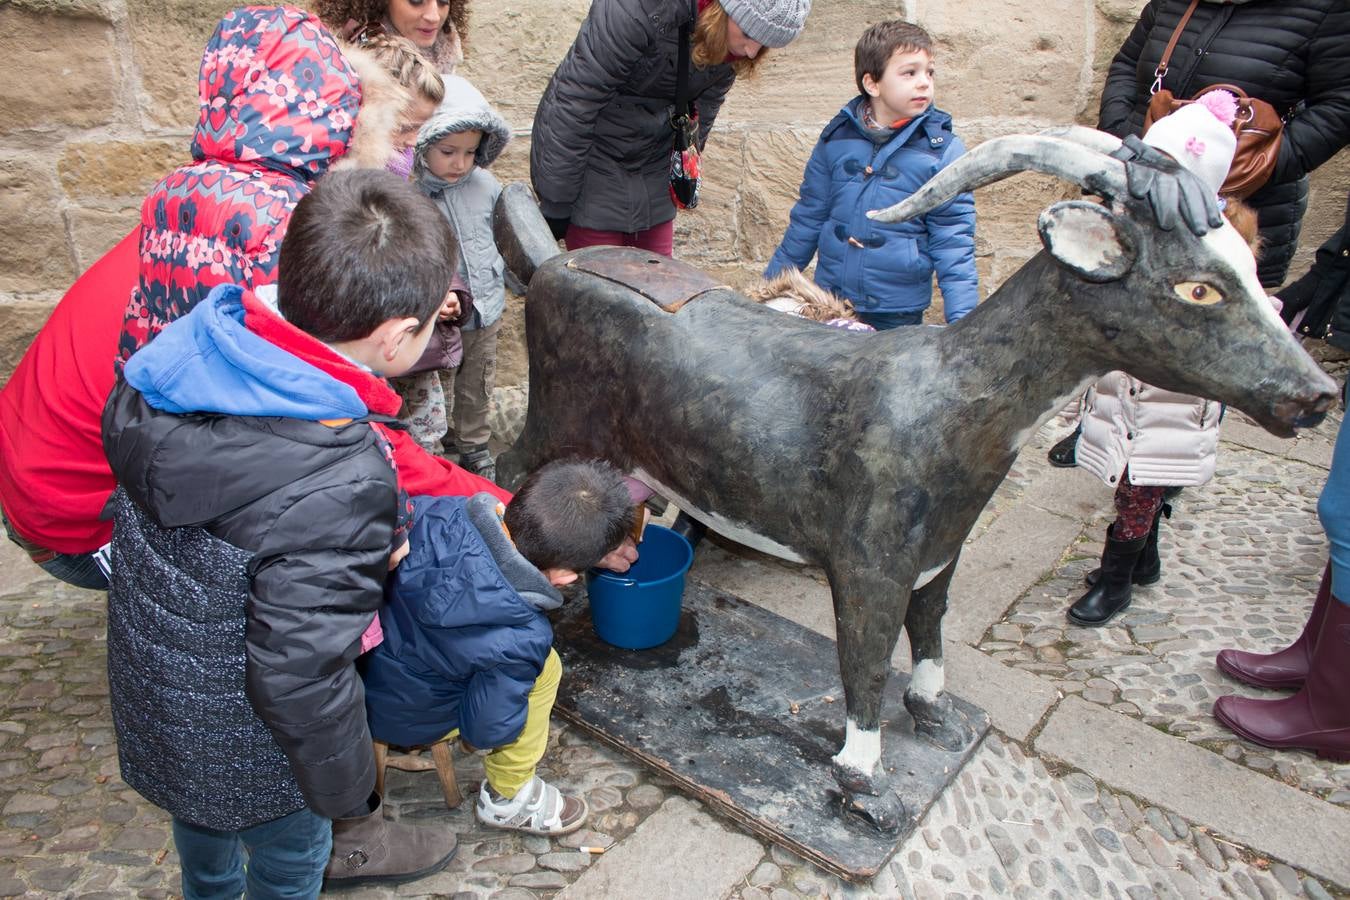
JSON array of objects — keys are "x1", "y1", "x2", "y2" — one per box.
[{"x1": 1, "y1": 0, "x2": 1346, "y2": 387}]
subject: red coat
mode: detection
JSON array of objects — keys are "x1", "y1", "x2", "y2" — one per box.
[
  {"x1": 0, "y1": 230, "x2": 136, "y2": 553},
  {"x1": 0, "y1": 230, "x2": 506, "y2": 555}
]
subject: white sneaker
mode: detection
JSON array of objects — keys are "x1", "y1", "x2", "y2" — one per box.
[{"x1": 475, "y1": 775, "x2": 589, "y2": 836}]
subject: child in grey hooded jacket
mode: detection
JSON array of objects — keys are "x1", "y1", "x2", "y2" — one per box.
[{"x1": 403, "y1": 73, "x2": 512, "y2": 480}]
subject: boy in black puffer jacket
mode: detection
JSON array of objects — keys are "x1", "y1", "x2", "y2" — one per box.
[
  {"x1": 361, "y1": 460, "x2": 635, "y2": 836},
  {"x1": 102, "y1": 169, "x2": 461, "y2": 896}
]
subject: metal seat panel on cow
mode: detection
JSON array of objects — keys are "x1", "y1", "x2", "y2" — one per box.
[{"x1": 548, "y1": 578, "x2": 990, "y2": 882}]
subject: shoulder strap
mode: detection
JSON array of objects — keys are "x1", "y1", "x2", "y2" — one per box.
[
  {"x1": 1152, "y1": 0, "x2": 1202, "y2": 93},
  {"x1": 675, "y1": 0, "x2": 694, "y2": 119}
]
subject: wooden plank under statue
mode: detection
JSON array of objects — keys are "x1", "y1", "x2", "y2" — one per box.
[{"x1": 549, "y1": 578, "x2": 991, "y2": 882}]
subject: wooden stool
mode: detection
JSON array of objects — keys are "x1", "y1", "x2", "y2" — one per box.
[{"x1": 373, "y1": 738, "x2": 463, "y2": 808}]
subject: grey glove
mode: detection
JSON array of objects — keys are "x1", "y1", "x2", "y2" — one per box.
[{"x1": 1109, "y1": 134, "x2": 1223, "y2": 235}]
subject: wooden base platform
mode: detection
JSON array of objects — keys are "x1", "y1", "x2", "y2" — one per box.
[{"x1": 550, "y1": 578, "x2": 990, "y2": 882}]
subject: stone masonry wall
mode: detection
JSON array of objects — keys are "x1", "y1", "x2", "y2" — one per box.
[{"x1": 1, "y1": 0, "x2": 1346, "y2": 388}]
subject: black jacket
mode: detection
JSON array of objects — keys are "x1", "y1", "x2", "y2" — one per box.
[
  {"x1": 103, "y1": 379, "x2": 393, "y2": 828},
  {"x1": 1098, "y1": 0, "x2": 1350, "y2": 286},
  {"x1": 530, "y1": 0, "x2": 736, "y2": 232},
  {"x1": 1280, "y1": 193, "x2": 1350, "y2": 351}
]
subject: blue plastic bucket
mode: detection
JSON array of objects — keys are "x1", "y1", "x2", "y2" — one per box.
[{"x1": 586, "y1": 524, "x2": 694, "y2": 650}]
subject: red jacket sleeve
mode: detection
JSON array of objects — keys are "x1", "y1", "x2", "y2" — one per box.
[{"x1": 385, "y1": 426, "x2": 512, "y2": 503}]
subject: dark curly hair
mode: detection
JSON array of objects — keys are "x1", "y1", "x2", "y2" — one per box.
[{"x1": 313, "y1": 0, "x2": 470, "y2": 49}]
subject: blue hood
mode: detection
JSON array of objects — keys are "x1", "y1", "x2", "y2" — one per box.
[{"x1": 123, "y1": 283, "x2": 367, "y2": 420}]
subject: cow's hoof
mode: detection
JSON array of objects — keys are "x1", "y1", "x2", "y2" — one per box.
[
  {"x1": 836, "y1": 787, "x2": 905, "y2": 835},
  {"x1": 830, "y1": 762, "x2": 905, "y2": 835},
  {"x1": 905, "y1": 692, "x2": 972, "y2": 751}
]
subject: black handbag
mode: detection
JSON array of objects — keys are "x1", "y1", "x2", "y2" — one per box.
[{"x1": 668, "y1": 1, "x2": 701, "y2": 210}]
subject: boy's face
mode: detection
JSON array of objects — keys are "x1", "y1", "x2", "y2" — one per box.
[
  {"x1": 863, "y1": 48, "x2": 934, "y2": 125},
  {"x1": 425, "y1": 130, "x2": 483, "y2": 183}
]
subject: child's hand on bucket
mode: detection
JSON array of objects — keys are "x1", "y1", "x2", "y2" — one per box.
[{"x1": 595, "y1": 536, "x2": 639, "y2": 573}]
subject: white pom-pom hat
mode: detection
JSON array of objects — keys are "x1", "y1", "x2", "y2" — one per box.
[{"x1": 1141, "y1": 91, "x2": 1239, "y2": 196}]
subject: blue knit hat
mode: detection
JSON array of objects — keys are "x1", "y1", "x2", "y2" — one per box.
[{"x1": 720, "y1": 0, "x2": 810, "y2": 48}]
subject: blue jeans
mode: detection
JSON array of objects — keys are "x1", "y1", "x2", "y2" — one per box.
[
  {"x1": 856, "y1": 308, "x2": 925, "y2": 330},
  {"x1": 1320, "y1": 415, "x2": 1350, "y2": 602},
  {"x1": 0, "y1": 511, "x2": 108, "y2": 590},
  {"x1": 172, "y1": 808, "x2": 331, "y2": 900}
]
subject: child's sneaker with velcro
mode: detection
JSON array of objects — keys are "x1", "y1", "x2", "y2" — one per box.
[{"x1": 475, "y1": 775, "x2": 588, "y2": 836}]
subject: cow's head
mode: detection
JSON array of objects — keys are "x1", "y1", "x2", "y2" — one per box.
[{"x1": 871, "y1": 128, "x2": 1338, "y2": 436}]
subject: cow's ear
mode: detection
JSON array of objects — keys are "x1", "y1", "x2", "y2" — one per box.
[{"x1": 1038, "y1": 200, "x2": 1136, "y2": 283}]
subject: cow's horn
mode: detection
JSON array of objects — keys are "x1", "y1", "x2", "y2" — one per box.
[
  {"x1": 1036, "y1": 125, "x2": 1124, "y2": 156},
  {"x1": 869, "y1": 133, "x2": 1127, "y2": 224}
]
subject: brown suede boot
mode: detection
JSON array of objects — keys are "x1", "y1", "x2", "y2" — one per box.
[
  {"x1": 1213, "y1": 593, "x2": 1350, "y2": 762},
  {"x1": 324, "y1": 793, "x2": 457, "y2": 889},
  {"x1": 1215, "y1": 564, "x2": 1331, "y2": 690}
]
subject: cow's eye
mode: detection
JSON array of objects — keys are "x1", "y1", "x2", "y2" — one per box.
[{"x1": 1174, "y1": 281, "x2": 1224, "y2": 305}]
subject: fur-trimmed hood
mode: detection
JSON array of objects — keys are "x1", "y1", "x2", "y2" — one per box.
[
  {"x1": 332, "y1": 39, "x2": 410, "y2": 172},
  {"x1": 414, "y1": 74, "x2": 511, "y2": 172}
]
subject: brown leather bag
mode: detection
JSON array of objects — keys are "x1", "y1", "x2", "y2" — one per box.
[{"x1": 1140, "y1": 0, "x2": 1283, "y2": 199}]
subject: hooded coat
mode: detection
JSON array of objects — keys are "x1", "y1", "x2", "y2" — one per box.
[
  {"x1": 529, "y1": 0, "x2": 736, "y2": 232},
  {"x1": 359, "y1": 494, "x2": 559, "y2": 750},
  {"x1": 103, "y1": 284, "x2": 409, "y2": 828},
  {"x1": 117, "y1": 6, "x2": 364, "y2": 363},
  {"x1": 763, "y1": 101, "x2": 977, "y2": 321},
  {"x1": 1097, "y1": 0, "x2": 1350, "y2": 287},
  {"x1": 415, "y1": 74, "x2": 512, "y2": 329}
]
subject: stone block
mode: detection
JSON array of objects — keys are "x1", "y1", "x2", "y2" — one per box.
[
  {"x1": 496, "y1": 292, "x2": 528, "y2": 391},
  {"x1": 718, "y1": 0, "x2": 902, "y2": 128},
  {"x1": 737, "y1": 128, "x2": 818, "y2": 265},
  {"x1": 457, "y1": 0, "x2": 592, "y2": 129},
  {"x1": 924, "y1": 0, "x2": 1090, "y2": 122},
  {"x1": 58, "y1": 140, "x2": 183, "y2": 201},
  {"x1": 0, "y1": 158, "x2": 76, "y2": 294},
  {"x1": 0, "y1": 301, "x2": 59, "y2": 388},
  {"x1": 0, "y1": 5, "x2": 117, "y2": 132},
  {"x1": 674, "y1": 130, "x2": 748, "y2": 269},
  {"x1": 70, "y1": 207, "x2": 140, "y2": 272},
  {"x1": 127, "y1": 0, "x2": 241, "y2": 129}
]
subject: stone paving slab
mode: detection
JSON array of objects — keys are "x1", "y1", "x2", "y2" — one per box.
[
  {"x1": 1037, "y1": 696, "x2": 1350, "y2": 890},
  {"x1": 556, "y1": 797, "x2": 762, "y2": 900}
]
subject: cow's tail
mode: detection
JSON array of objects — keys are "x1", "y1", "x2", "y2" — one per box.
[{"x1": 492, "y1": 182, "x2": 562, "y2": 290}]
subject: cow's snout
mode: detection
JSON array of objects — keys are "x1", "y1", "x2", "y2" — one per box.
[{"x1": 1267, "y1": 376, "x2": 1339, "y2": 436}]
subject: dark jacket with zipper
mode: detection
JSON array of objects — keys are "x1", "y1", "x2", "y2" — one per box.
[
  {"x1": 102, "y1": 283, "x2": 405, "y2": 829},
  {"x1": 1279, "y1": 192, "x2": 1350, "y2": 351},
  {"x1": 530, "y1": 0, "x2": 736, "y2": 232},
  {"x1": 1098, "y1": 0, "x2": 1350, "y2": 286},
  {"x1": 360, "y1": 494, "x2": 559, "y2": 750}
]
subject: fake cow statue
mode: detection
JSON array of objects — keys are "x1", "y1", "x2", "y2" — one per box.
[{"x1": 495, "y1": 128, "x2": 1338, "y2": 833}]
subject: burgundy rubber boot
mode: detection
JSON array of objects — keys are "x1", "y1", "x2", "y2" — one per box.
[
  {"x1": 1212, "y1": 593, "x2": 1350, "y2": 762},
  {"x1": 1215, "y1": 564, "x2": 1331, "y2": 690}
]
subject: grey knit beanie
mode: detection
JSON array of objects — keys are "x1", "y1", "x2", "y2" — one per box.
[{"x1": 720, "y1": 0, "x2": 810, "y2": 48}]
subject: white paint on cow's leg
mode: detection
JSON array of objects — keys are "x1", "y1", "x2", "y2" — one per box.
[
  {"x1": 908, "y1": 658, "x2": 945, "y2": 700},
  {"x1": 832, "y1": 718, "x2": 882, "y2": 777},
  {"x1": 1009, "y1": 374, "x2": 1097, "y2": 452},
  {"x1": 913, "y1": 559, "x2": 952, "y2": 590},
  {"x1": 632, "y1": 467, "x2": 809, "y2": 563}
]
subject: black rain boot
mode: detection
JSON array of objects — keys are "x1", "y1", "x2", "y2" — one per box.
[
  {"x1": 1068, "y1": 526, "x2": 1148, "y2": 627},
  {"x1": 1047, "y1": 426, "x2": 1080, "y2": 467},
  {"x1": 1086, "y1": 502, "x2": 1169, "y2": 587}
]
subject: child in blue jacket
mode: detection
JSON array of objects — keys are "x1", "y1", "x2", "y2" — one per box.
[
  {"x1": 764, "y1": 20, "x2": 978, "y2": 328},
  {"x1": 360, "y1": 459, "x2": 635, "y2": 836}
]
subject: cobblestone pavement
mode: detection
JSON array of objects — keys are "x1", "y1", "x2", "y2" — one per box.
[
  {"x1": 981, "y1": 414, "x2": 1350, "y2": 807},
  {"x1": 2, "y1": 398, "x2": 1347, "y2": 897}
]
